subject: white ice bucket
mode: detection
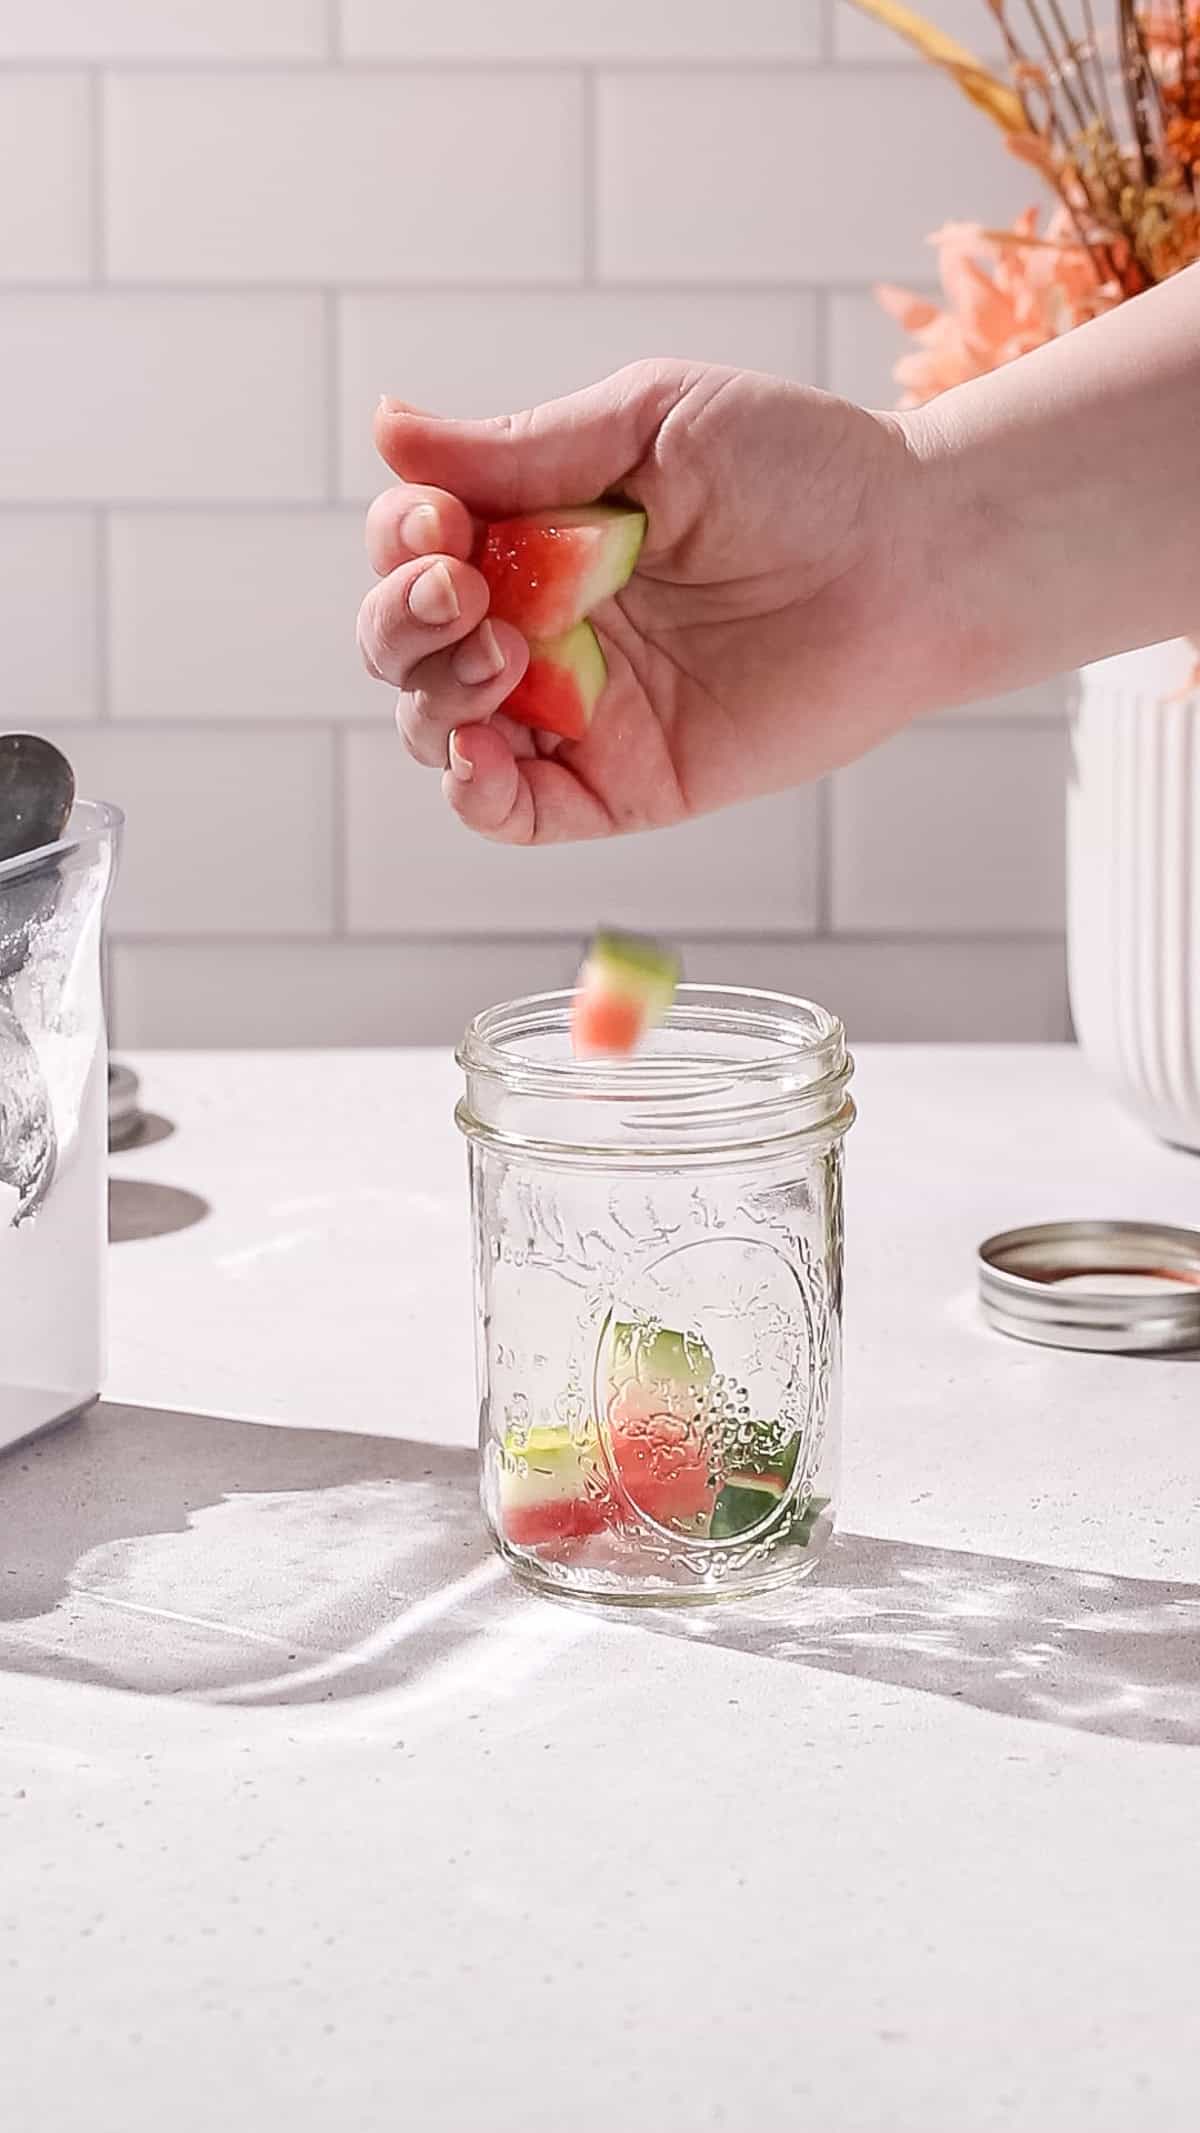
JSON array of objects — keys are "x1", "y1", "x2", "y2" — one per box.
[{"x1": 0, "y1": 799, "x2": 122, "y2": 1452}]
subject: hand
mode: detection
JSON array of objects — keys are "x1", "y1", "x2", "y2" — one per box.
[{"x1": 358, "y1": 361, "x2": 935, "y2": 845}]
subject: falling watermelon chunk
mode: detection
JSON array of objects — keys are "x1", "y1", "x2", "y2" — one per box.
[
  {"x1": 478, "y1": 504, "x2": 646, "y2": 641},
  {"x1": 572, "y1": 929, "x2": 680, "y2": 1058},
  {"x1": 503, "y1": 620, "x2": 606, "y2": 743}
]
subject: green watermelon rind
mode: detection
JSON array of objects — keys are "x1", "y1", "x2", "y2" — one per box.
[
  {"x1": 608, "y1": 1319, "x2": 714, "y2": 1394},
  {"x1": 709, "y1": 1483, "x2": 829, "y2": 1546},
  {"x1": 584, "y1": 933, "x2": 680, "y2": 1023},
  {"x1": 526, "y1": 617, "x2": 607, "y2": 705},
  {"x1": 524, "y1": 503, "x2": 646, "y2": 615}
]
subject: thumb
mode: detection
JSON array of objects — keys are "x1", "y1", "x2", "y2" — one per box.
[{"x1": 373, "y1": 360, "x2": 688, "y2": 517}]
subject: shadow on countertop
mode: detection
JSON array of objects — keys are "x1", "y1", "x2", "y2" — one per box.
[
  {"x1": 0, "y1": 1401, "x2": 489, "y2": 1706},
  {"x1": 108, "y1": 1178, "x2": 210, "y2": 1242},
  {"x1": 0, "y1": 1401, "x2": 1197, "y2": 1741},
  {"x1": 648, "y1": 1533, "x2": 1200, "y2": 1748}
]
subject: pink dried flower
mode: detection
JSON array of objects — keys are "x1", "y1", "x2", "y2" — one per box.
[{"x1": 876, "y1": 206, "x2": 1122, "y2": 406}]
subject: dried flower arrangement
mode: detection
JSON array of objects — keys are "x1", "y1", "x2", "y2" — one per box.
[{"x1": 852, "y1": 1, "x2": 1200, "y2": 402}]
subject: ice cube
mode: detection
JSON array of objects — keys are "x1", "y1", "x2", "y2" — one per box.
[{"x1": 0, "y1": 1004, "x2": 56, "y2": 1223}]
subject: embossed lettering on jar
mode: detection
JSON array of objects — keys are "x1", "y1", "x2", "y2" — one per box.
[{"x1": 456, "y1": 988, "x2": 855, "y2": 1604}]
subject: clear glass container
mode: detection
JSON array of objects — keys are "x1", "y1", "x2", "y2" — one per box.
[
  {"x1": 457, "y1": 986, "x2": 854, "y2": 1604},
  {"x1": 0, "y1": 800, "x2": 122, "y2": 1453}
]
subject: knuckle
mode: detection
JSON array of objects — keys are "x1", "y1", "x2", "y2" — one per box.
[
  {"x1": 356, "y1": 598, "x2": 385, "y2": 680},
  {"x1": 364, "y1": 490, "x2": 401, "y2": 561},
  {"x1": 360, "y1": 576, "x2": 413, "y2": 671},
  {"x1": 395, "y1": 690, "x2": 444, "y2": 766}
]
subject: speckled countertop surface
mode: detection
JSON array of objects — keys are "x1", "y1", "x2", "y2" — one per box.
[{"x1": 2, "y1": 1047, "x2": 1198, "y2": 2133}]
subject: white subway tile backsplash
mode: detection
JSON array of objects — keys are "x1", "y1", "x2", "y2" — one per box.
[
  {"x1": 834, "y1": 0, "x2": 1006, "y2": 62},
  {"x1": 342, "y1": 0, "x2": 822, "y2": 60},
  {"x1": 0, "y1": 514, "x2": 97, "y2": 725},
  {"x1": 657, "y1": 938, "x2": 1072, "y2": 1041},
  {"x1": 597, "y1": 70, "x2": 1029, "y2": 283},
  {"x1": 0, "y1": 294, "x2": 325, "y2": 501},
  {"x1": 50, "y1": 726, "x2": 335, "y2": 936},
  {"x1": 109, "y1": 512, "x2": 379, "y2": 722},
  {"x1": 0, "y1": 5, "x2": 1075, "y2": 1048},
  {"x1": 338, "y1": 287, "x2": 819, "y2": 495},
  {"x1": 0, "y1": 75, "x2": 91, "y2": 283},
  {"x1": 831, "y1": 723, "x2": 1067, "y2": 934},
  {"x1": 111, "y1": 939, "x2": 585, "y2": 1046},
  {"x1": 111, "y1": 934, "x2": 1070, "y2": 1047},
  {"x1": 344, "y1": 729, "x2": 818, "y2": 936},
  {"x1": 0, "y1": 2, "x2": 327, "y2": 59},
  {"x1": 105, "y1": 71, "x2": 583, "y2": 284}
]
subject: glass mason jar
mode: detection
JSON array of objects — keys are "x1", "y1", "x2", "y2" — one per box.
[{"x1": 457, "y1": 986, "x2": 854, "y2": 1604}]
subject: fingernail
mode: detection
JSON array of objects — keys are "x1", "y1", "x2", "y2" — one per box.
[
  {"x1": 448, "y1": 731, "x2": 473, "y2": 783},
  {"x1": 408, "y1": 560, "x2": 459, "y2": 626},
  {"x1": 452, "y1": 620, "x2": 505, "y2": 686},
  {"x1": 401, "y1": 503, "x2": 441, "y2": 555}
]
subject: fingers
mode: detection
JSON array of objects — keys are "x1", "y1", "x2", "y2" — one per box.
[
  {"x1": 373, "y1": 362, "x2": 689, "y2": 517},
  {"x1": 364, "y1": 482, "x2": 476, "y2": 578},
  {"x1": 357, "y1": 553, "x2": 491, "y2": 690},
  {"x1": 441, "y1": 722, "x2": 534, "y2": 842},
  {"x1": 393, "y1": 620, "x2": 529, "y2": 769},
  {"x1": 441, "y1": 725, "x2": 617, "y2": 846}
]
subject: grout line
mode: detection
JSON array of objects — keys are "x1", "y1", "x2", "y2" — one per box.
[
  {"x1": 811, "y1": 284, "x2": 831, "y2": 393},
  {"x1": 819, "y1": 0, "x2": 836, "y2": 63},
  {"x1": 0, "y1": 276, "x2": 926, "y2": 298},
  {"x1": 330, "y1": 726, "x2": 348, "y2": 937},
  {"x1": 326, "y1": 0, "x2": 342, "y2": 62},
  {"x1": 93, "y1": 508, "x2": 111, "y2": 721},
  {"x1": 87, "y1": 69, "x2": 105, "y2": 281},
  {"x1": 0, "y1": 53, "x2": 984, "y2": 76},
  {"x1": 47, "y1": 706, "x2": 1068, "y2": 735},
  {"x1": 0, "y1": 498, "x2": 354, "y2": 516},
  {"x1": 580, "y1": 67, "x2": 597, "y2": 286},
  {"x1": 322, "y1": 289, "x2": 341, "y2": 501},
  {"x1": 0, "y1": 56, "x2": 971, "y2": 76},
  {"x1": 105, "y1": 929, "x2": 1071, "y2": 950},
  {"x1": 813, "y1": 777, "x2": 833, "y2": 936}
]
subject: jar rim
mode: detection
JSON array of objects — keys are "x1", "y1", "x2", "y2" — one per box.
[
  {"x1": 457, "y1": 984, "x2": 848, "y2": 1105},
  {"x1": 0, "y1": 796, "x2": 124, "y2": 887}
]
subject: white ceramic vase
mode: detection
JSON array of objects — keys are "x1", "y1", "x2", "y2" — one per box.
[{"x1": 1068, "y1": 638, "x2": 1200, "y2": 1151}]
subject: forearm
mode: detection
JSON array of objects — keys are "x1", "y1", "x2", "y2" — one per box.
[{"x1": 900, "y1": 263, "x2": 1200, "y2": 705}]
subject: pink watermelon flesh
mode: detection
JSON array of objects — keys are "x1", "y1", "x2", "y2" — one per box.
[
  {"x1": 503, "y1": 1496, "x2": 609, "y2": 1546},
  {"x1": 572, "y1": 987, "x2": 646, "y2": 1058},
  {"x1": 478, "y1": 505, "x2": 646, "y2": 641},
  {"x1": 606, "y1": 1379, "x2": 716, "y2": 1527},
  {"x1": 504, "y1": 620, "x2": 606, "y2": 742}
]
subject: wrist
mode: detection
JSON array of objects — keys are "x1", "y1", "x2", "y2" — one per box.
[
  {"x1": 888, "y1": 398, "x2": 1030, "y2": 712},
  {"x1": 851, "y1": 403, "x2": 1016, "y2": 725}
]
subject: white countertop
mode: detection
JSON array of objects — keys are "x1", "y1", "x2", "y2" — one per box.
[{"x1": 3, "y1": 1046, "x2": 1198, "y2": 2133}]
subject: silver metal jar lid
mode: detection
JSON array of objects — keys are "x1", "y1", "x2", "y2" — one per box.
[
  {"x1": 108, "y1": 1061, "x2": 143, "y2": 1150},
  {"x1": 978, "y1": 1219, "x2": 1200, "y2": 1355}
]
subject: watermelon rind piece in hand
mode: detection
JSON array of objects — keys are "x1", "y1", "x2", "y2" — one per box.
[
  {"x1": 479, "y1": 504, "x2": 647, "y2": 640},
  {"x1": 503, "y1": 619, "x2": 606, "y2": 743}
]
